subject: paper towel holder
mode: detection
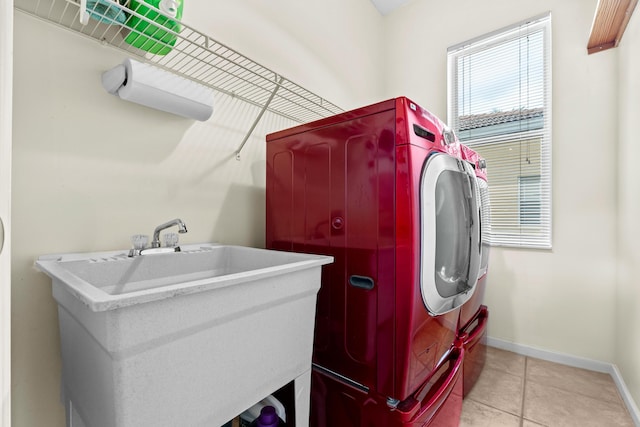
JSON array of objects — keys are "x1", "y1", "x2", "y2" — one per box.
[{"x1": 102, "y1": 58, "x2": 214, "y2": 121}]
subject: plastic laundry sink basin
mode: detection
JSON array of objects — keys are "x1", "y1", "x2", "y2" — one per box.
[
  {"x1": 35, "y1": 243, "x2": 333, "y2": 427},
  {"x1": 36, "y1": 243, "x2": 332, "y2": 311}
]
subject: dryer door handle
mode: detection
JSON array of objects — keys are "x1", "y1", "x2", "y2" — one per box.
[{"x1": 349, "y1": 275, "x2": 375, "y2": 290}]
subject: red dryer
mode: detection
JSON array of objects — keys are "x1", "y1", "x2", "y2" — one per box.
[
  {"x1": 266, "y1": 97, "x2": 485, "y2": 426},
  {"x1": 458, "y1": 144, "x2": 491, "y2": 397}
]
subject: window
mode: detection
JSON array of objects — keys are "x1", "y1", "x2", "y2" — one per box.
[{"x1": 448, "y1": 13, "x2": 552, "y2": 249}]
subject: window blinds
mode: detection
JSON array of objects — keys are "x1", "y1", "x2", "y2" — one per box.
[{"x1": 448, "y1": 13, "x2": 552, "y2": 249}]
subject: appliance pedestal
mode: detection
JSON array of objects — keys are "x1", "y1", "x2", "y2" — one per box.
[{"x1": 310, "y1": 344, "x2": 464, "y2": 427}]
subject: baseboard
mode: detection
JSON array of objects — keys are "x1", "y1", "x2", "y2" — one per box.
[
  {"x1": 487, "y1": 337, "x2": 640, "y2": 427},
  {"x1": 611, "y1": 364, "x2": 640, "y2": 427},
  {"x1": 486, "y1": 337, "x2": 612, "y2": 372}
]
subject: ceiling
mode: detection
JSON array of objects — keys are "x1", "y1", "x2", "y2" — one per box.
[
  {"x1": 369, "y1": 0, "x2": 411, "y2": 15},
  {"x1": 371, "y1": 0, "x2": 637, "y2": 54}
]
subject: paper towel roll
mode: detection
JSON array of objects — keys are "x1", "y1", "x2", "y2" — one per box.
[{"x1": 103, "y1": 58, "x2": 214, "y2": 121}]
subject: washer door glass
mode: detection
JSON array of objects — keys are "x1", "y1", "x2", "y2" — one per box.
[{"x1": 420, "y1": 153, "x2": 481, "y2": 315}]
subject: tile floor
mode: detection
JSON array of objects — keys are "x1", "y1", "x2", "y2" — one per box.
[{"x1": 461, "y1": 346, "x2": 636, "y2": 427}]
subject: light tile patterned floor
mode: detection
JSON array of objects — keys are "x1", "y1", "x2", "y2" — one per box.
[{"x1": 460, "y1": 347, "x2": 636, "y2": 427}]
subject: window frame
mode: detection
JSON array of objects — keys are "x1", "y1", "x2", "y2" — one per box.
[{"x1": 447, "y1": 13, "x2": 552, "y2": 249}]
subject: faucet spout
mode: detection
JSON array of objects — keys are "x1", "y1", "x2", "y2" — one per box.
[{"x1": 151, "y1": 218, "x2": 187, "y2": 248}]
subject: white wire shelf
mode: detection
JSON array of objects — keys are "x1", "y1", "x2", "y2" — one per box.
[{"x1": 14, "y1": 0, "x2": 344, "y2": 124}]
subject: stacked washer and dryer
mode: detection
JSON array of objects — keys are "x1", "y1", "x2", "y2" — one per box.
[{"x1": 266, "y1": 97, "x2": 490, "y2": 426}]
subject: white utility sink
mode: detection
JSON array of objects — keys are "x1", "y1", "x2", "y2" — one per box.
[{"x1": 36, "y1": 243, "x2": 333, "y2": 427}]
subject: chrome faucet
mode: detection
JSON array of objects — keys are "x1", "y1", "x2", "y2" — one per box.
[{"x1": 151, "y1": 218, "x2": 188, "y2": 248}]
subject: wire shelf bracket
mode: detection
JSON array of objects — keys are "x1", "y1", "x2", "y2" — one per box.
[{"x1": 235, "y1": 75, "x2": 284, "y2": 161}]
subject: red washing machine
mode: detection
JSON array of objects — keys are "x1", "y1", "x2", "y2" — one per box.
[{"x1": 266, "y1": 97, "x2": 483, "y2": 426}]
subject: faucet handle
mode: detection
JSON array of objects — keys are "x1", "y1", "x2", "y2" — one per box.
[
  {"x1": 131, "y1": 234, "x2": 149, "y2": 250},
  {"x1": 163, "y1": 233, "x2": 179, "y2": 247}
]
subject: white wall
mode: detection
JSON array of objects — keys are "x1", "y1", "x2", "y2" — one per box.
[
  {"x1": 11, "y1": 1, "x2": 383, "y2": 425},
  {"x1": 185, "y1": 1, "x2": 385, "y2": 111},
  {"x1": 617, "y1": 9, "x2": 640, "y2": 408},
  {"x1": 384, "y1": 0, "x2": 619, "y2": 363},
  {"x1": 1, "y1": 3, "x2": 13, "y2": 427}
]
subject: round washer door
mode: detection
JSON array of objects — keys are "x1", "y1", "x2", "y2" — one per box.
[{"x1": 420, "y1": 153, "x2": 481, "y2": 315}]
